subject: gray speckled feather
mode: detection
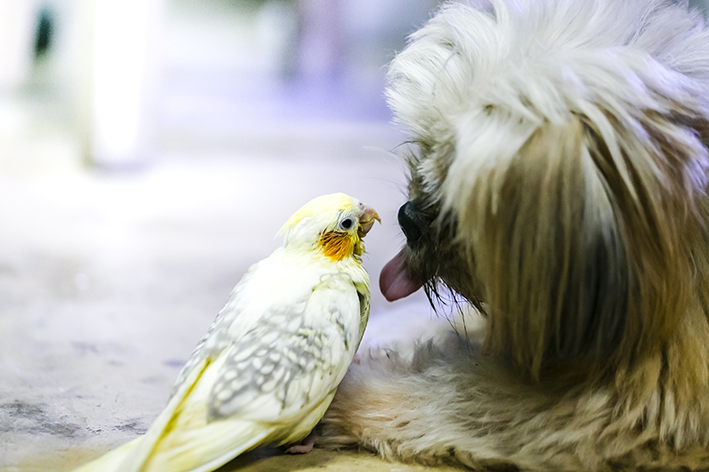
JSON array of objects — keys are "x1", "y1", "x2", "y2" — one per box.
[{"x1": 171, "y1": 269, "x2": 364, "y2": 424}]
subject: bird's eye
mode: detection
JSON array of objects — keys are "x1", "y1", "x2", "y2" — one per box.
[{"x1": 340, "y1": 217, "x2": 354, "y2": 230}]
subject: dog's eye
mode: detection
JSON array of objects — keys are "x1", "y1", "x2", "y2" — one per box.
[{"x1": 398, "y1": 201, "x2": 424, "y2": 244}]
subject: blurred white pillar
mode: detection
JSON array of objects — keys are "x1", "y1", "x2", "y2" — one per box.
[
  {"x1": 0, "y1": 0, "x2": 37, "y2": 91},
  {"x1": 296, "y1": 0, "x2": 344, "y2": 83},
  {"x1": 79, "y1": 0, "x2": 164, "y2": 169}
]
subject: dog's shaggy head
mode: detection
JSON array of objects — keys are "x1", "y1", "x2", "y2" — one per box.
[{"x1": 380, "y1": 0, "x2": 709, "y2": 380}]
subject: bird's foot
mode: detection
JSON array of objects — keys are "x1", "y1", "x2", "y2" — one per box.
[{"x1": 285, "y1": 434, "x2": 319, "y2": 454}]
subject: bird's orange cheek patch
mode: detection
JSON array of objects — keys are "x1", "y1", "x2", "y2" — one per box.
[{"x1": 320, "y1": 231, "x2": 354, "y2": 261}]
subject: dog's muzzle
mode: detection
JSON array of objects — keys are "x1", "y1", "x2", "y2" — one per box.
[{"x1": 398, "y1": 201, "x2": 426, "y2": 245}]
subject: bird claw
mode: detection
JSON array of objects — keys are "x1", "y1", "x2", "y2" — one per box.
[{"x1": 285, "y1": 434, "x2": 318, "y2": 454}]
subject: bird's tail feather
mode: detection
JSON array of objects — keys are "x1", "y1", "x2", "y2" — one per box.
[
  {"x1": 73, "y1": 356, "x2": 278, "y2": 472},
  {"x1": 72, "y1": 359, "x2": 213, "y2": 472},
  {"x1": 72, "y1": 437, "x2": 142, "y2": 472},
  {"x1": 121, "y1": 356, "x2": 276, "y2": 472},
  {"x1": 148, "y1": 421, "x2": 274, "y2": 472},
  {"x1": 118, "y1": 358, "x2": 212, "y2": 471}
]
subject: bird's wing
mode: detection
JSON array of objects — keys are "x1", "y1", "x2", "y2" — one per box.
[
  {"x1": 356, "y1": 285, "x2": 371, "y2": 350},
  {"x1": 168, "y1": 259, "x2": 266, "y2": 399},
  {"x1": 208, "y1": 272, "x2": 362, "y2": 423},
  {"x1": 100, "y1": 271, "x2": 362, "y2": 472}
]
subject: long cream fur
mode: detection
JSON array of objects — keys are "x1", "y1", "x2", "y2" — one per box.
[{"x1": 321, "y1": 0, "x2": 709, "y2": 470}]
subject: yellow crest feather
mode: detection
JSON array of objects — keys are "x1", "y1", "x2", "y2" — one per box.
[{"x1": 278, "y1": 193, "x2": 355, "y2": 237}]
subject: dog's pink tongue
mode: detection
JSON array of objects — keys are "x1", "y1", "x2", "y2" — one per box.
[{"x1": 379, "y1": 249, "x2": 423, "y2": 301}]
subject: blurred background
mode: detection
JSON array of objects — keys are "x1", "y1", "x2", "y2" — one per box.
[
  {"x1": 0, "y1": 0, "x2": 441, "y2": 171},
  {"x1": 3, "y1": 1, "x2": 709, "y2": 471}
]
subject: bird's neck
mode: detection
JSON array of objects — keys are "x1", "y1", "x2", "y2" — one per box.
[{"x1": 281, "y1": 246, "x2": 369, "y2": 288}]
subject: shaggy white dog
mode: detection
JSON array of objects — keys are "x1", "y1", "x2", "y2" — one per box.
[{"x1": 321, "y1": 1, "x2": 709, "y2": 470}]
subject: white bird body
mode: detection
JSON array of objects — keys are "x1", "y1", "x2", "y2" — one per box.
[{"x1": 74, "y1": 193, "x2": 378, "y2": 472}]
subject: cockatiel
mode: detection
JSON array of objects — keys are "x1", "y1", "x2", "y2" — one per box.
[{"x1": 74, "y1": 193, "x2": 379, "y2": 472}]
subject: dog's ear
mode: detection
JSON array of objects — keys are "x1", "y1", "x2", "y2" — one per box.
[{"x1": 443, "y1": 107, "x2": 707, "y2": 379}]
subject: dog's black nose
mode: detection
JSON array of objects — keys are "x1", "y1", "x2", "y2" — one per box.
[{"x1": 398, "y1": 201, "x2": 424, "y2": 244}]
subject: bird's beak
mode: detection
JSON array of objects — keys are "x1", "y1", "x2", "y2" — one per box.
[{"x1": 358, "y1": 205, "x2": 381, "y2": 237}]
